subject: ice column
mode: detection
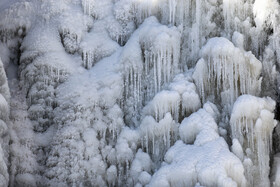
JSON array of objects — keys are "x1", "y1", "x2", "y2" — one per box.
[
  {"x1": 230, "y1": 95, "x2": 277, "y2": 187},
  {"x1": 121, "y1": 17, "x2": 180, "y2": 125},
  {"x1": 193, "y1": 37, "x2": 262, "y2": 107}
]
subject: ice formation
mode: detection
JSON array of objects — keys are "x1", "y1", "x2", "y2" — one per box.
[
  {"x1": 149, "y1": 139, "x2": 246, "y2": 187},
  {"x1": 272, "y1": 153, "x2": 280, "y2": 187},
  {"x1": 0, "y1": 58, "x2": 9, "y2": 187},
  {"x1": 150, "y1": 103, "x2": 247, "y2": 187},
  {"x1": 1, "y1": 0, "x2": 280, "y2": 186},
  {"x1": 9, "y1": 80, "x2": 37, "y2": 187},
  {"x1": 45, "y1": 51, "x2": 124, "y2": 186},
  {"x1": 193, "y1": 37, "x2": 262, "y2": 108},
  {"x1": 121, "y1": 17, "x2": 181, "y2": 125},
  {"x1": 179, "y1": 102, "x2": 219, "y2": 146},
  {"x1": 139, "y1": 113, "x2": 177, "y2": 165},
  {"x1": 80, "y1": 29, "x2": 119, "y2": 69},
  {"x1": 143, "y1": 73, "x2": 201, "y2": 123},
  {"x1": 230, "y1": 95, "x2": 277, "y2": 186}
]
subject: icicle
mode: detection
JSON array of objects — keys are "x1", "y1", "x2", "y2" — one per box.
[
  {"x1": 193, "y1": 37, "x2": 262, "y2": 109},
  {"x1": 230, "y1": 95, "x2": 277, "y2": 187},
  {"x1": 168, "y1": 0, "x2": 177, "y2": 25}
]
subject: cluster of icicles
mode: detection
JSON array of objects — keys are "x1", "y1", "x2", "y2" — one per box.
[
  {"x1": 193, "y1": 37, "x2": 262, "y2": 106},
  {"x1": 230, "y1": 95, "x2": 276, "y2": 186}
]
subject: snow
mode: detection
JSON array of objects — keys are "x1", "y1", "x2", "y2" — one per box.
[
  {"x1": 253, "y1": 0, "x2": 279, "y2": 28},
  {"x1": 121, "y1": 16, "x2": 181, "y2": 125},
  {"x1": 0, "y1": 58, "x2": 10, "y2": 187},
  {"x1": 149, "y1": 138, "x2": 246, "y2": 187},
  {"x1": 80, "y1": 26, "x2": 120, "y2": 69},
  {"x1": 231, "y1": 138, "x2": 244, "y2": 161},
  {"x1": 0, "y1": 0, "x2": 21, "y2": 12},
  {"x1": 179, "y1": 102, "x2": 219, "y2": 146},
  {"x1": 193, "y1": 37, "x2": 262, "y2": 108},
  {"x1": 139, "y1": 113, "x2": 177, "y2": 164},
  {"x1": 130, "y1": 149, "x2": 152, "y2": 185},
  {"x1": 230, "y1": 95, "x2": 277, "y2": 187},
  {"x1": 0, "y1": 43, "x2": 10, "y2": 69},
  {"x1": 169, "y1": 73, "x2": 201, "y2": 118},
  {"x1": 1, "y1": 0, "x2": 280, "y2": 186},
  {"x1": 149, "y1": 102, "x2": 246, "y2": 187},
  {"x1": 143, "y1": 90, "x2": 180, "y2": 122},
  {"x1": 272, "y1": 153, "x2": 280, "y2": 187},
  {"x1": 0, "y1": 1, "x2": 34, "y2": 35}
]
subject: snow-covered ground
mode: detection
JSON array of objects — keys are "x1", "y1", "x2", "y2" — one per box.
[{"x1": 0, "y1": 0, "x2": 280, "y2": 186}]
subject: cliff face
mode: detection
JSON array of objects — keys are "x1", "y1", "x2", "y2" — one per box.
[{"x1": 0, "y1": 0, "x2": 280, "y2": 186}]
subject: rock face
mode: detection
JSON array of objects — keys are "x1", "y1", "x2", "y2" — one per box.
[{"x1": 0, "y1": 0, "x2": 280, "y2": 186}]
